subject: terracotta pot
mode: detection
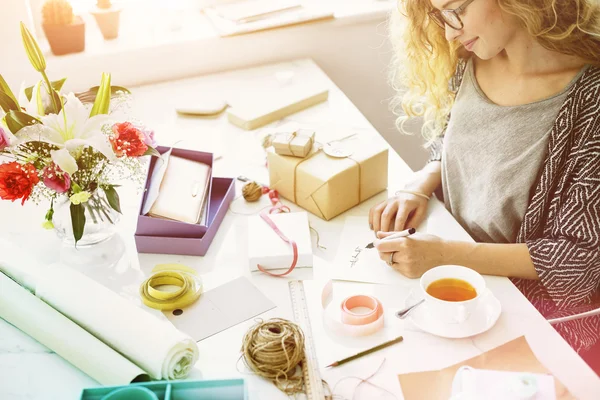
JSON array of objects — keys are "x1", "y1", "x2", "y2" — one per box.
[
  {"x1": 91, "y1": 7, "x2": 122, "y2": 40},
  {"x1": 42, "y1": 16, "x2": 85, "y2": 56}
]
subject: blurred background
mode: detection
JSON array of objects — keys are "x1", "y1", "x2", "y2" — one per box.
[{"x1": 0, "y1": 0, "x2": 428, "y2": 170}]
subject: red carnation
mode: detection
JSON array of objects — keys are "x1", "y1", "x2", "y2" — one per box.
[
  {"x1": 110, "y1": 122, "x2": 148, "y2": 157},
  {"x1": 0, "y1": 162, "x2": 40, "y2": 205}
]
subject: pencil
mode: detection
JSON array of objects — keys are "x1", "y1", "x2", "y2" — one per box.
[{"x1": 325, "y1": 335, "x2": 404, "y2": 368}]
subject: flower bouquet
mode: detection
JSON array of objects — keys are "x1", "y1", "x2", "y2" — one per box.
[{"x1": 0, "y1": 23, "x2": 159, "y2": 245}]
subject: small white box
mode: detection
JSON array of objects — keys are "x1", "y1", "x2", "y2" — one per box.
[{"x1": 248, "y1": 212, "x2": 313, "y2": 272}]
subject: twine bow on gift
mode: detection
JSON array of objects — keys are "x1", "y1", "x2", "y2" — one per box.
[
  {"x1": 270, "y1": 134, "x2": 363, "y2": 220},
  {"x1": 264, "y1": 130, "x2": 315, "y2": 158},
  {"x1": 284, "y1": 130, "x2": 315, "y2": 158}
]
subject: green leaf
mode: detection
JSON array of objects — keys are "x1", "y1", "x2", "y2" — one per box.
[
  {"x1": 0, "y1": 74, "x2": 19, "y2": 108},
  {"x1": 104, "y1": 186, "x2": 122, "y2": 214},
  {"x1": 5, "y1": 110, "x2": 41, "y2": 134},
  {"x1": 20, "y1": 22, "x2": 46, "y2": 73},
  {"x1": 74, "y1": 86, "x2": 131, "y2": 104},
  {"x1": 25, "y1": 78, "x2": 67, "y2": 102},
  {"x1": 70, "y1": 203, "x2": 86, "y2": 245},
  {"x1": 90, "y1": 73, "x2": 112, "y2": 117},
  {"x1": 88, "y1": 85, "x2": 131, "y2": 96},
  {"x1": 142, "y1": 147, "x2": 161, "y2": 157},
  {"x1": 0, "y1": 91, "x2": 19, "y2": 113}
]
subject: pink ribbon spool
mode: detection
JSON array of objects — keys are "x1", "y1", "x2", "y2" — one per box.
[
  {"x1": 322, "y1": 281, "x2": 384, "y2": 336},
  {"x1": 341, "y1": 295, "x2": 383, "y2": 326}
]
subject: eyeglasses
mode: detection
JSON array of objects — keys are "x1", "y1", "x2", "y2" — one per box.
[{"x1": 429, "y1": 0, "x2": 476, "y2": 30}]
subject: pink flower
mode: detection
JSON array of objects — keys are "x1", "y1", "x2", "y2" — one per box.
[
  {"x1": 42, "y1": 163, "x2": 71, "y2": 193},
  {"x1": 140, "y1": 128, "x2": 157, "y2": 148},
  {"x1": 0, "y1": 127, "x2": 11, "y2": 151}
]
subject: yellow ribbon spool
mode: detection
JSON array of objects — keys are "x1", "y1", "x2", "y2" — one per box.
[{"x1": 140, "y1": 264, "x2": 203, "y2": 311}]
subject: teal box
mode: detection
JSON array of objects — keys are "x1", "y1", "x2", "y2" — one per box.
[{"x1": 80, "y1": 378, "x2": 248, "y2": 400}]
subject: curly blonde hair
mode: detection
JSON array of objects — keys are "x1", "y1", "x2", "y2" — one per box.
[{"x1": 389, "y1": 0, "x2": 600, "y2": 145}]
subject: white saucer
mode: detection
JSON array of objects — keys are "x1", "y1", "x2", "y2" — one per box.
[{"x1": 404, "y1": 288, "x2": 501, "y2": 339}]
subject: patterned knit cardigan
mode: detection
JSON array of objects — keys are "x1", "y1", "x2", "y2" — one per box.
[{"x1": 432, "y1": 61, "x2": 600, "y2": 352}]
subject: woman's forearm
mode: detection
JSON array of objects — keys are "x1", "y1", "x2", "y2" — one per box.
[
  {"x1": 442, "y1": 240, "x2": 540, "y2": 280},
  {"x1": 404, "y1": 161, "x2": 442, "y2": 197}
]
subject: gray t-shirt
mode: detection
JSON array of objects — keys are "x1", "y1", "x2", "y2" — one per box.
[{"x1": 441, "y1": 59, "x2": 588, "y2": 243}]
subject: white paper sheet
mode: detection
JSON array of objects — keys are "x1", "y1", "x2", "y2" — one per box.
[
  {"x1": 164, "y1": 276, "x2": 276, "y2": 341},
  {"x1": 302, "y1": 279, "x2": 410, "y2": 399},
  {"x1": 0, "y1": 272, "x2": 147, "y2": 385},
  {"x1": 34, "y1": 265, "x2": 199, "y2": 380}
]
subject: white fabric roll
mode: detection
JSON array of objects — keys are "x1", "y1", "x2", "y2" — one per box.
[
  {"x1": 35, "y1": 265, "x2": 199, "y2": 380},
  {"x1": 0, "y1": 272, "x2": 146, "y2": 385}
]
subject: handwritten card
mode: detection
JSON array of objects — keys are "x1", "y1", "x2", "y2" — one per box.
[
  {"x1": 328, "y1": 217, "x2": 421, "y2": 284},
  {"x1": 328, "y1": 200, "x2": 473, "y2": 284}
]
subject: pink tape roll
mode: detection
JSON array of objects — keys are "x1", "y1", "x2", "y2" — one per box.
[{"x1": 322, "y1": 281, "x2": 384, "y2": 336}]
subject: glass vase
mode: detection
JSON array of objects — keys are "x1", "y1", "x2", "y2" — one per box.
[{"x1": 52, "y1": 188, "x2": 120, "y2": 247}]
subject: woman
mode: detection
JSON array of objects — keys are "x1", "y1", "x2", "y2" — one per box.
[{"x1": 370, "y1": 0, "x2": 600, "y2": 370}]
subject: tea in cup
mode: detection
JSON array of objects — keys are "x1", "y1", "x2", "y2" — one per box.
[{"x1": 420, "y1": 265, "x2": 486, "y2": 324}]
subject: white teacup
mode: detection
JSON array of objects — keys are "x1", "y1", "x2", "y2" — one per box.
[{"x1": 420, "y1": 265, "x2": 486, "y2": 324}]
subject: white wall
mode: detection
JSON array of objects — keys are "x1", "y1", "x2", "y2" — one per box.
[{"x1": 0, "y1": 2, "x2": 428, "y2": 170}]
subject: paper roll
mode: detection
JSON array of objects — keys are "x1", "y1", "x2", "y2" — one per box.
[
  {"x1": 0, "y1": 239, "x2": 44, "y2": 291},
  {"x1": 0, "y1": 272, "x2": 147, "y2": 385},
  {"x1": 35, "y1": 265, "x2": 199, "y2": 380}
]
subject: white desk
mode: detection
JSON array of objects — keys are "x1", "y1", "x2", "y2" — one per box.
[{"x1": 0, "y1": 59, "x2": 598, "y2": 400}]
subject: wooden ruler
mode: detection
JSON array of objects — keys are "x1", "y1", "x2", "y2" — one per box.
[{"x1": 288, "y1": 280, "x2": 325, "y2": 400}]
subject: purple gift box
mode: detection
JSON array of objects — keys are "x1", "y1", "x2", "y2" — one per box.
[
  {"x1": 134, "y1": 177, "x2": 235, "y2": 256},
  {"x1": 136, "y1": 146, "x2": 213, "y2": 238},
  {"x1": 134, "y1": 145, "x2": 235, "y2": 256}
]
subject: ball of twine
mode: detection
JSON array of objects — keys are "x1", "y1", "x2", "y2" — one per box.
[
  {"x1": 242, "y1": 181, "x2": 263, "y2": 202},
  {"x1": 241, "y1": 319, "x2": 306, "y2": 395}
]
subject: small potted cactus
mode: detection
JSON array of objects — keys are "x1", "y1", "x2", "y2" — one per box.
[
  {"x1": 91, "y1": 0, "x2": 122, "y2": 40},
  {"x1": 42, "y1": 0, "x2": 85, "y2": 55}
]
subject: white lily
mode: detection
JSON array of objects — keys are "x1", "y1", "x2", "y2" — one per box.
[
  {"x1": 15, "y1": 92, "x2": 116, "y2": 174},
  {"x1": 18, "y1": 80, "x2": 50, "y2": 118}
]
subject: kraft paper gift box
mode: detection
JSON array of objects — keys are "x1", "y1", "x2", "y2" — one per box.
[
  {"x1": 136, "y1": 146, "x2": 213, "y2": 238},
  {"x1": 248, "y1": 212, "x2": 313, "y2": 272},
  {"x1": 135, "y1": 177, "x2": 235, "y2": 256},
  {"x1": 271, "y1": 129, "x2": 315, "y2": 158},
  {"x1": 267, "y1": 139, "x2": 388, "y2": 220}
]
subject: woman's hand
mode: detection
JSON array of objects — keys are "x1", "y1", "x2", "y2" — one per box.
[
  {"x1": 368, "y1": 192, "x2": 429, "y2": 233},
  {"x1": 374, "y1": 231, "x2": 446, "y2": 279}
]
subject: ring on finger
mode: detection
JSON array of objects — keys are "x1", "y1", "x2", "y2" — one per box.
[{"x1": 387, "y1": 251, "x2": 396, "y2": 267}]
